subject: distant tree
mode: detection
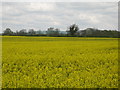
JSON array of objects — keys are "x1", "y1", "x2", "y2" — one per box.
[
  {"x1": 46, "y1": 27, "x2": 54, "y2": 36},
  {"x1": 54, "y1": 28, "x2": 60, "y2": 36},
  {"x1": 15, "y1": 30, "x2": 19, "y2": 35},
  {"x1": 67, "y1": 24, "x2": 79, "y2": 36},
  {"x1": 46, "y1": 27, "x2": 60, "y2": 36},
  {"x1": 36, "y1": 30, "x2": 42, "y2": 35},
  {"x1": 80, "y1": 28, "x2": 119, "y2": 37},
  {"x1": 3, "y1": 28, "x2": 13, "y2": 35},
  {"x1": 28, "y1": 29, "x2": 35, "y2": 35},
  {"x1": 85, "y1": 28, "x2": 99, "y2": 37},
  {"x1": 18, "y1": 29, "x2": 27, "y2": 36},
  {"x1": 47, "y1": 27, "x2": 54, "y2": 31}
]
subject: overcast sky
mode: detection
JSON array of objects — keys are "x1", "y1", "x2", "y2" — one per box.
[{"x1": 2, "y1": 2, "x2": 118, "y2": 32}]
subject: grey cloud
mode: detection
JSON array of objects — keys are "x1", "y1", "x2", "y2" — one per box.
[{"x1": 2, "y1": 2, "x2": 118, "y2": 32}]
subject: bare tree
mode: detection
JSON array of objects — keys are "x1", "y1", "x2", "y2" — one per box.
[{"x1": 67, "y1": 24, "x2": 79, "y2": 36}]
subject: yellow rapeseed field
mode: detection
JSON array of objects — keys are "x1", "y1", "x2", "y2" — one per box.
[{"x1": 2, "y1": 36, "x2": 118, "y2": 88}]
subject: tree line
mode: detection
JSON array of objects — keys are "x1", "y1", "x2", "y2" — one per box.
[{"x1": 2, "y1": 24, "x2": 120, "y2": 38}]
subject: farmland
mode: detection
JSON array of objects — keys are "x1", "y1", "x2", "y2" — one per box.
[{"x1": 2, "y1": 36, "x2": 118, "y2": 88}]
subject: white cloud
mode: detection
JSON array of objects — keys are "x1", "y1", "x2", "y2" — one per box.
[
  {"x1": 2, "y1": 2, "x2": 118, "y2": 32},
  {"x1": 26, "y1": 3, "x2": 56, "y2": 11},
  {"x1": 78, "y1": 14, "x2": 100, "y2": 23},
  {"x1": 1, "y1": 0, "x2": 119, "y2": 2}
]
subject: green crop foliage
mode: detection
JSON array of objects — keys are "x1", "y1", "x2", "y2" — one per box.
[{"x1": 2, "y1": 36, "x2": 118, "y2": 88}]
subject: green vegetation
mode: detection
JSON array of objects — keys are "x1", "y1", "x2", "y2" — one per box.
[
  {"x1": 2, "y1": 36, "x2": 118, "y2": 88},
  {"x1": 2, "y1": 24, "x2": 120, "y2": 38}
]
